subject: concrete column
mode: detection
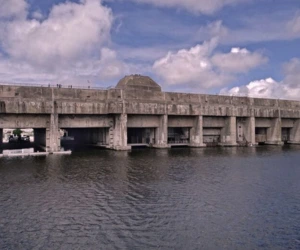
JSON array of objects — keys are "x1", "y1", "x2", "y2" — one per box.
[
  {"x1": 219, "y1": 116, "x2": 238, "y2": 146},
  {"x1": 266, "y1": 118, "x2": 283, "y2": 145},
  {"x1": 244, "y1": 116, "x2": 256, "y2": 145},
  {"x1": 46, "y1": 113, "x2": 61, "y2": 152},
  {"x1": 189, "y1": 115, "x2": 206, "y2": 147},
  {"x1": 0, "y1": 128, "x2": 3, "y2": 146},
  {"x1": 153, "y1": 114, "x2": 170, "y2": 148},
  {"x1": 288, "y1": 119, "x2": 300, "y2": 144},
  {"x1": 112, "y1": 114, "x2": 131, "y2": 150}
]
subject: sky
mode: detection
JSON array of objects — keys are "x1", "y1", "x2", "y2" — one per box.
[{"x1": 0, "y1": 0, "x2": 300, "y2": 99}]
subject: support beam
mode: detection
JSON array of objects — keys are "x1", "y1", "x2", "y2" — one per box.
[
  {"x1": 288, "y1": 119, "x2": 300, "y2": 144},
  {"x1": 112, "y1": 114, "x2": 131, "y2": 150},
  {"x1": 189, "y1": 115, "x2": 206, "y2": 147},
  {"x1": 219, "y1": 116, "x2": 238, "y2": 146},
  {"x1": 0, "y1": 128, "x2": 3, "y2": 147},
  {"x1": 266, "y1": 118, "x2": 283, "y2": 145},
  {"x1": 46, "y1": 113, "x2": 61, "y2": 152},
  {"x1": 153, "y1": 115, "x2": 170, "y2": 148},
  {"x1": 244, "y1": 116, "x2": 256, "y2": 146}
]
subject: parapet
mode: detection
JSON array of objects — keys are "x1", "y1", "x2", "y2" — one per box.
[{"x1": 116, "y1": 75, "x2": 162, "y2": 92}]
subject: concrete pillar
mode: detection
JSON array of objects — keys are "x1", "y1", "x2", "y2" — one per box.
[
  {"x1": 219, "y1": 116, "x2": 238, "y2": 146},
  {"x1": 189, "y1": 115, "x2": 206, "y2": 147},
  {"x1": 288, "y1": 119, "x2": 300, "y2": 144},
  {"x1": 46, "y1": 113, "x2": 61, "y2": 152},
  {"x1": 266, "y1": 118, "x2": 283, "y2": 145},
  {"x1": 0, "y1": 128, "x2": 3, "y2": 146},
  {"x1": 244, "y1": 116, "x2": 256, "y2": 145},
  {"x1": 153, "y1": 115, "x2": 170, "y2": 148},
  {"x1": 112, "y1": 114, "x2": 131, "y2": 150}
]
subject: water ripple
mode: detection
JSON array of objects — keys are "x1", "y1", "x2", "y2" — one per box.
[{"x1": 0, "y1": 146, "x2": 300, "y2": 249}]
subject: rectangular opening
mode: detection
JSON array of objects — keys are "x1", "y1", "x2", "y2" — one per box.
[{"x1": 167, "y1": 127, "x2": 190, "y2": 144}]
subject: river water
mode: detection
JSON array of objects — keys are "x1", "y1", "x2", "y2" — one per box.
[{"x1": 0, "y1": 146, "x2": 300, "y2": 250}]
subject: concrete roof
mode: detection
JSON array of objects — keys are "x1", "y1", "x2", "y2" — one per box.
[{"x1": 116, "y1": 75, "x2": 162, "y2": 92}]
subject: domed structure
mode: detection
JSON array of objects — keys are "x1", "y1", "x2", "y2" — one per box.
[{"x1": 116, "y1": 75, "x2": 161, "y2": 92}]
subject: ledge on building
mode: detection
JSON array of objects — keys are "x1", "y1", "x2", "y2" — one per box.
[
  {"x1": 112, "y1": 145, "x2": 132, "y2": 151},
  {"x1": 265, "y1": 141, "x2": 284, "y2": 145},
  {"x1": 189, "y1": 143, "x2": 207, "y2": 148},
  {"x1": 218, "y1": 142, "x2": 239, "y2": 147},
  {"x1": 152, "y1": 144, "x2": 171, "y2": 149},
  {"x1": 287, "y1": 141, "x2": 300, "y2": 145}
]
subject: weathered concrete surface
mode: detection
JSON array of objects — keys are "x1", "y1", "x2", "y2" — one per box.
[
  {"x1": 2, "y1": 75, "x2": 300, "y2": 150},
  {"x1": 111, "y1": 114, "x2": 131, "y2": 150},
  {"x1": 265, "y1": 118, "x2": 284, "y2": 145},
  {"x1": 0, "y1": 114, "x2": 49, "y2": 128},
  {"x1": 60, "y1": 115, "x2": 112, "y2": 128},
  {"x1": 219, "y1": 116, "x2": 238, "y2": 146},
  {"x1": 2, "y1": 84, "x2": 300, "y2": 118},
  {"x1": 127, "y1": 115, "x2": 160, "y2": 128},
  {"x1": 47, "y1": 113, "x2": 60, "y2": 152},
  {"x1": 0, "y1": 128, "x2": 2, "y2": 146},
  {"x1": 153, "y1": 115, "x2": 170, "y2": 148},
  {"x1": 189, "y1": 116, "x2": 206, "y2": 147},
  {"x1": 244, "y1": 117, "x2": 256, "y2": 145},
  {"x1": 289, "y1": 119, "x2": 300, "y2": 144}
]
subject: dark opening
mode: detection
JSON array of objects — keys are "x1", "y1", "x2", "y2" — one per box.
[
  {"x1": 255, "y1": 127, "x2": 267, "y2": 144},
  {"x1": 281, "y1": 128, "x2": 291, "y2": 143},
  {"x1": 168, "y1": 128, "x2": 190, "y2": 144},
  {"x1": 128, "y1": 128, "x2": 144, "y2": 144},
  {"x1": 61, "y1": 128, "x2": 108, "y2": 150}
]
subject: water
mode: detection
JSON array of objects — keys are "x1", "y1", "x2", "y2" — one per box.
[{"x1": 0, "y1": 146, "x2": 300, "y2": 250}]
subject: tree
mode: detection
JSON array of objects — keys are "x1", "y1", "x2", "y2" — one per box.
[{"x1": 13, "y1": 128, "x2": 23, "y2": 141}]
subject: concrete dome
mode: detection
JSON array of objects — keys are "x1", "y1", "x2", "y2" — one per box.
[{"x1": 116, "y1": 75, "x2": 161, "y2": 92}]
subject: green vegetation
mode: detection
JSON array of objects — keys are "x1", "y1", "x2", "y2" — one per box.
[{"x1": 13, "y1": 128, "x2": 23, "y2": 139}]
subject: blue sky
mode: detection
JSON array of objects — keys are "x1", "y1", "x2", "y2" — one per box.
[{"x1": 0, "y1": 0, "x2": 300, "y2": 99}]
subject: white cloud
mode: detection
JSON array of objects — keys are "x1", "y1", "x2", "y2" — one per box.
[
  {"x1": 211, "y1": 47, "x2": 267, "y2": 73},
  {"x1": 0, "y1": 0, "x2": 112, "y2": 68},
  {"x1": 153, "y1": 38, "x2": 266, "y2": 89},
  {"x1": 0, "y1": 0, "x2": 28, "y2": 19},
  {"x1": 190, "y1": 12, "x2": 300, "y2": 46},
  {"x1": 220, "y1": 78, "x2": 281, "y2": 98},
  {"x1": 128, "y1": 0, "x2": 249, "y2": 14},
  {"x1": 31, "y1": 11, "x2": 44, "y2": 20},
  {"x1": 287, "y1": 12, "x2": 300, "y2": 36},
  {"x1": 0, "y1": 0, "x2": 134, "y2": 85},
  {"x1": 220, "y1": 58, "x2": 300, "y2": 100}
]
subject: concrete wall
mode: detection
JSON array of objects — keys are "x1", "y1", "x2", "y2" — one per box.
[
  {"x1": 0, "y1": 114, "x2": 49, "y2": 128},
  {"x1": 2, "y1": 85, "x2": 300, "y2": 118},
  {"x1": 255, "y1": 118, "x2": 272, "y2": 128},
  {"x1": 127, "y1": 115, "x2": 160, "y2": 128},
  {"x1": 60, "y1": 115, "x2": 112, "y2": 128},
  {"x1": 168, "y1": 116, "x2": 194, "y2": 127},
  {"x1": 281, "y1": 119, "x2": 294, "y2": 128}
]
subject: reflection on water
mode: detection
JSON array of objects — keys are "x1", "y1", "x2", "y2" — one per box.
[{"x1": 0, "y1": 146, "x2": 300, "y2": 249}]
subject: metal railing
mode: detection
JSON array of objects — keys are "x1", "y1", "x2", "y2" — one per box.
[{"x1": 0, "y1": 82, "x2": 115, "y2": 90}]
